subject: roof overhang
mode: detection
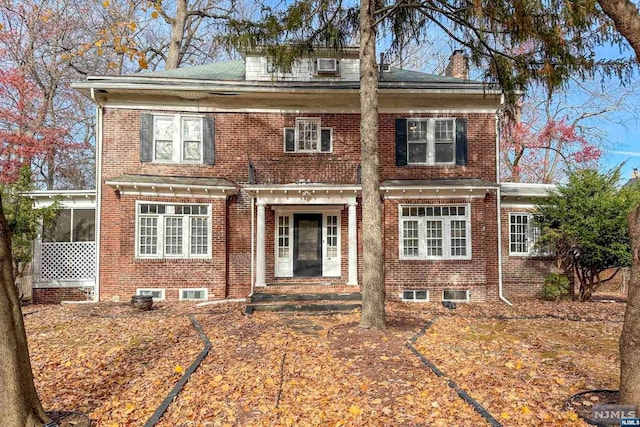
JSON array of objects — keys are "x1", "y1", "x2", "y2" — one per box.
[
  {"x1": 380, "y1": 179, "x2": 498, "y2": 199},
  {"x1": 500, "y1": 182, "x2": 556, "y2": 207},
  {"x1": 244, "y1": 183, "x2": 361, "y2": 205},
  {"x1": 24, "y1": 190, "x2": 96, "y2": 209},
  {"x1": 105, "y1": 175, "x2": 238, "y2": 199},
  {"x1": 72, "y1": 79, "x2": 502, "y2": 101}
]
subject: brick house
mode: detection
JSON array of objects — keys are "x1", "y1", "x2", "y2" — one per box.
[{"x1": 64, "y1": 47, "x2": 554, "y2": 304}]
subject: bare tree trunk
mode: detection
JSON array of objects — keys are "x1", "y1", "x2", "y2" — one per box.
[
  {"x1": 165, "y1": 0, "x2": 188, "y2": 69},
  {"x1": 620, "y1": 205, "x2": 640, "y2": 406},
  {"x1": 358, "y1": 0, "x2": 385, "y2": 329},
  {"x1": 0, "y1": 193, "x2": 49, "y2": 426}
]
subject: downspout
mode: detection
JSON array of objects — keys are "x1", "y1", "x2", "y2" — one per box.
[
  {"x1": 249, "y1": 195, "x2": 255, "y2": 297},
  {"x1": 496, "y1": 95, "x2": 512, "y2": 306},
  {"x1": 90, "y1": 88, "x2": 103, "y2": 302}
]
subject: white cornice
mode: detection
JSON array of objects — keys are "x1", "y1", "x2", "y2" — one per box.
[
  {"x1": 380, "y1": 184, "x2": 496, "y2": 200},
  {"x1": 105, "y1": 179, "x2": 238, "y2": 199}
]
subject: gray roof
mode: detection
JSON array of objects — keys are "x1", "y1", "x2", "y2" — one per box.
[
  {"x1": 105, "y1": 174, "x2": 237, "y2": 188},
  {"x1": 115, "y1": 61, "x2": 467, "y2": 85},
  {"x1": 500, "y1": 182, "x2": 555, "y2": 198},
  {"x1": 381, "y1": 178, "x2": 498, "y2": 188},
  {"x1": 134, "y1": 60, "x2": 246, "y2": 81}
]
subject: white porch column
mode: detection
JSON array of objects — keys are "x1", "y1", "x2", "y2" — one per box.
[
  {"x1": 256, "y1": 200, "x2": 266, "y2": 286},
  {"x1": 347, "y1": 200, "x2": 358, "y2": 285}
]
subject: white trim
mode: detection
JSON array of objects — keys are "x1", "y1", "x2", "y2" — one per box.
[
  {"x1": 95, "y1": 103, "x2": 103, "y2": 302},
  {"x1": 272, "y1": 205, "x2": 343, "y2": 213},
  {"x1": 322, "y1": 212, "x2": 341, "y2": 277},
  {"x1": 294, "y1": 117, "x2": 322, "y2": 152},
  {"x1": 179, "y1": 288, "x2": 208, "y2": 301},
  {"x1": 507, "y1": 212, "x2": 549, "y2": 257},
  {"x1": 406, "y1": 118, "x2": 456, "y2": 166},
  {"x1": 89, "y1": 102, "x2": 501, "y2": 115},
  {"x1": 399, "y1": 204, "x2": 472, "y2": 261},
  {"x1": 136, "y1": 288, "x2": 166, "y2": 301},
  {"x1": 32, "y1": 280, "x2": 95, "y2": 289},
  {"x1": 151, "y1": 114, "x2": 205, "y2": 164},
  {"x1": 134, "y1": 201, "x2": 212, "y2": 260},
  {"x1": 401, "y1": 289, "x2": 430, "y2": 302},
  {"x1": 26, "y1": 190, "x2": 96, "y2": 206},
  {"x1": 105, "y1": 179, "x2": 237, "y2": 199},
  {"x1": 500, "y1": 203, "x2": 538, "y2": 209},
  {"x1": 442, "y1": 289, "x2": 470, "y2": 302},
  {"x1": 274, "y1": 213, "x2": 293, "y2": 278}
]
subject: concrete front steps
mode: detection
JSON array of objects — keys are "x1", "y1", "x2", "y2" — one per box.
[{"x1": 245, "y1": 291, "x2": 362, "y2": 314}]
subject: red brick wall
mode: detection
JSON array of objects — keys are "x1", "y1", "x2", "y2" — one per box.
[
  {"x1": 383, "y1": 196, "x2": 498, "y2": 302},
  {"x1": 500, "y1": 208, "x2": 557, "y2": 299},
  {"x1": 99, "y1": 193, "x2": 227, "y2": 302},
  {"x1": 99, "y1": 108, "x2": 499, "y2": 301},
  {"x1": 33, "y1": 288, "x2": 89, "y2": 304}
]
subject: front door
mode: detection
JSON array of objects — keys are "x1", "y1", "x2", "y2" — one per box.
[{"x1": 293, "y1": 214, "x2": 322, "y2": 277}]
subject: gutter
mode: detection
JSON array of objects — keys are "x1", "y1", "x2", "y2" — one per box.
[
  {"x1": 249, "y1": 195, "x2": 255, "y2": 297},
  {"x1": 91, "y1": 88, "x2": 104, "y2": 302},
  {"x1": 496, "y1": 95, "x2": 512, "y2": 306}
]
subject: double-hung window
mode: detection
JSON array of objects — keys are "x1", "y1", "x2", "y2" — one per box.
[
  {"x1": 153, "y1": 115, "x2": 203, "y2": 163},
  {"x1": 136, "y1": 203, "x2": 211, "y2": 259},
  {"x1": 509, "y1": 213, "x2": 548, "y2": 256},
  {"x1": 407, "y1": 118, "x2": 455, "y2": 165},
  {"x1": 284, "y1": 118, "x2": 332, "y2": 153},
  {"x1": 400, "y1": 205, "x2": 471, "y2": 260}
]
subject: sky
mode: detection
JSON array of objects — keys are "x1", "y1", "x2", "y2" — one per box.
[{"x1": 591, "y1": 43, "x2": 640, "y2": 184}]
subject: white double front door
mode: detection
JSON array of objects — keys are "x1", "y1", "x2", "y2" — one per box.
[{"x1": 275, "y1": 211, "x2": 341, "y2": 278}]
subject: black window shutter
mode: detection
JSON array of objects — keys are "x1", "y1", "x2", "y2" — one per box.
[
  {"x1": 321, "y1": 128, "x2": 332, "y2": 152},
  {"x1": 284, "y1": 128, "x2": 295, "y2": 152},
  {"x1": 203, "y1": 117, "x2": 215, "y2": 165},
  {"x1": 395, "y1": 118, "x2": 407, "y2": 166},
  {"x1": 140, "y1": 113, "x2": 153, "y2": 162},
  {"x1": 455, "y1": 118, "x2": 468, "y2": 166}
]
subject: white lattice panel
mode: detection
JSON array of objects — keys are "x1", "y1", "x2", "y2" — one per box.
[{"x1": 41, "y1": 242, "x2": 96, "y2": 281}]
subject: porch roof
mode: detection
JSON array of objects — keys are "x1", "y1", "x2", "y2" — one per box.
[
  {"x1": 105, "y1": 174, "x2": 238, "y2": 199},
  {"x1": 380, "y1": 178, "x2": 498, "y2": 199}
]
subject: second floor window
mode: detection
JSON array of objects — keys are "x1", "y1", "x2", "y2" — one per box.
[
  {"x1": 395, "y1": 117, "x2": 467, "y2": 167},
  {"x1": 140, "y1": 113, "x2": 215, "y2": 165},
  {"x1": 407, "y1": 119, "x2": 455, "y2": 165},
  {"x1": 154, "y1": 115, "x2": 202, "y2": 162},
  {"x1": 284, "y1": 118, "x2": 332, "y2": 153}
]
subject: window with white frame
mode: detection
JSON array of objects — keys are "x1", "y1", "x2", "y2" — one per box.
[
  {"x1": 402, "y1": 290, "x2": 429, "y2": 302},
  {"x1": 509, "y1": 213, "x2": 548, "y2": 256},
  {"x1": 284, "y1": 118, "x2": 332, "y2": 153},
  {"x1": 153, "y1": 115, "x2": 203, "y2": 163},
  {"x1": 136, "y1": 288, "x2": 165, "y2": 301},
  {"x1": 400, "y1": 205, "x2": 471, "y2": 260},
  {"x1": 136, "y1": 203, "x2": 210, "y2": 259},
  {"x1": 407, "y1": 118, "x2": 455, "y2": 165},
  {"x1": 179, "y1": 288, "x2": 208, "y2": 301}
]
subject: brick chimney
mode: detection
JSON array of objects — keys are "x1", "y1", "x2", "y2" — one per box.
[{"x1": 445, "y1": 49, "x2": 468, "y2": 80}]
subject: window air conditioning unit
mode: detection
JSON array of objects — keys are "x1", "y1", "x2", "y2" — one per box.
[{"x1": 316, "y1": 58, "x2": 338, "y2": 73}]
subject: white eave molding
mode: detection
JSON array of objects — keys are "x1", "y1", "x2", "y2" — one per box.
[
  {"x1": 25, "y1": 190, "x2": 97, "y2": 209},
  {"x1": 244, "y1": 183, "x2": 361, "y2": 204},
  {"x1": 104, "y1": 180, "x2": 238, "y2": 199},
  {"x1": 380, "y1": 184, "x2": 497, "y2": 200}
]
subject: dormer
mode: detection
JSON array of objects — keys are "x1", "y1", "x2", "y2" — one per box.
[{"x1": 244, "y1": 47, "x2": 359, "y2": 82}]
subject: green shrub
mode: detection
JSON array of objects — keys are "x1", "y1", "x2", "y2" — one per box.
[{"x1": 541, "y1": 274, "x2": 570, "y2": 300}]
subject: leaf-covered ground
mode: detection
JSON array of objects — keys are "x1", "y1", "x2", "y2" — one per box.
[{"x1": 23, "y1": 299, "x2": 624, "y2": 426}]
